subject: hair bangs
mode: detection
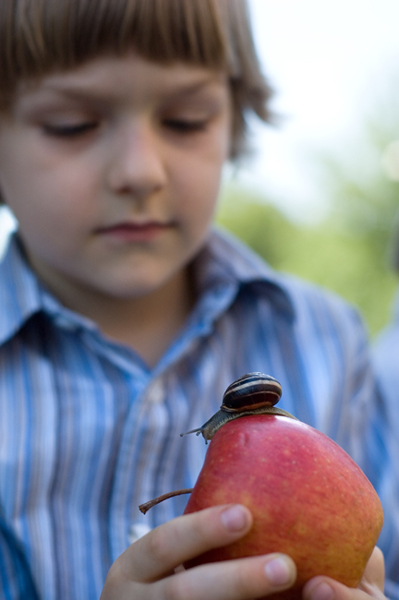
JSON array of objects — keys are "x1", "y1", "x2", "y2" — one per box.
[{"x1": 0, "y1": 0, "x2": 237, "y2": 93}]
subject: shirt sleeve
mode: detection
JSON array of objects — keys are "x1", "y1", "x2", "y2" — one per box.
[
  {"x1": 307, "y1": 291, "x2": 398, "y2": 598},
  {"x1": 371, "y1": 325, "x2": 399, "y2": 599}
]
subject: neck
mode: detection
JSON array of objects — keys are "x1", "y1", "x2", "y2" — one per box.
[
  {"x1": 40, "y1": 267, "x2": 195, "y2": 368},
  {"x1": 96, "y1": 271, "x2": 195, "y2": 366}
]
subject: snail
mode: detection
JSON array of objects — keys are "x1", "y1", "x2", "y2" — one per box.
[
  {"x1": 140, "y1": 373, "x2": 298, "y2": 514},
  {"x1": 181, "y1": 372, "x2": 297, "y2": 443}
]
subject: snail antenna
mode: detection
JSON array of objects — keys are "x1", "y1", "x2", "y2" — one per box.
[{"x1": 180, "y1": 428, "x2": 203, "y2": 437}]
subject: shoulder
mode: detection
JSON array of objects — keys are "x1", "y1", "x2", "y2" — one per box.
[
  {"x1": 372, "y1": 288, "x2": 399, "y2": 391},
  {"x1": 209, "y1": 227, "x2": 368, "y2": 336},
  {"x1": 373, "y1": 287, "x2": 399, "y2": 352},
  {"x1": 278, "y1": 270, "x2": 366, "y2": 332},
  {"x1": 207, "y1": 230, "x2": 370, "y2": 366},
  {"x1": 268, "y1": 273, "x2": 371, "y2": 381}
]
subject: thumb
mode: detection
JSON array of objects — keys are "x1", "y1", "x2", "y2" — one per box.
[{"x1": 359, "y1": 546, "x2": 385, "y2": 595}]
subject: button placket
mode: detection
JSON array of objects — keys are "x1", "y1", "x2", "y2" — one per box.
[{"x1": 146, "y1": 379, "x2": 164, "y2": 404}]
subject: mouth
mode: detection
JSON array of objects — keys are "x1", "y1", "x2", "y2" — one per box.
[{"x1": 96, "y1": 220, "x2": 172, "y2": 242}]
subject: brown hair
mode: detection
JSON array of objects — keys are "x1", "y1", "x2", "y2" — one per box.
[{"x1": 0, "y1": 0, "x2": 273, "y2": 159}]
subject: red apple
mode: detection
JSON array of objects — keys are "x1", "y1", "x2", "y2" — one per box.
[{"x1": 184, "y1": 414, "x2": 383, "y2": 600}]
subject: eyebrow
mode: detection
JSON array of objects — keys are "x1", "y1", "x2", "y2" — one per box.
[{"x1": 39, "y1": 74, "x2": 226, "y2": 104}]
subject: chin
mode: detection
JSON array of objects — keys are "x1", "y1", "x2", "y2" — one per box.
[{"x1": 96, "y1": 277, "x2": 169, "y2": 300}]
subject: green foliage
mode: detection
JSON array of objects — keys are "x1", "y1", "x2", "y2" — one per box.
[
  {"x1": 218, "y1": 73, "x2": 399, "y2": 335},
  {"x1": 216, "y1": 186, "x2": 397, "y2": 337},
  {"x1": 217, "y1": 74, "x2": 399, "y2": 338}
]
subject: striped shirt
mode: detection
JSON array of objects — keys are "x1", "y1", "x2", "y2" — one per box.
[
  {"x1": 0, "y1": 229, "x2": 395, "y2": 599},
  {"x1": 373, "y1": 292, "x2": 399, "y2": 600}
]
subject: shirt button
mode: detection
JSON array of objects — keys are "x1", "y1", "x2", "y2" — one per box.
[
  {"x1": 128, "y1": 523, "x2": 152, "y2": 544},
  {"x1": 146, "y1": 380, "x2": 164, "y2": 404}
]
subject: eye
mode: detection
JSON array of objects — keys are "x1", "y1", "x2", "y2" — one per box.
[
  {"x1": 42, "y1": 121, "x2": 99, "y2": 138},
  {"x1": 163, "y1": 118, "x2": 208, "y2": 133}
]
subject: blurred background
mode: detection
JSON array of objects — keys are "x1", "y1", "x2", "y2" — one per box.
[
  {"x1": 218, "y1": 0, "x2": 399, "y2": 337},
  {"x1": 1, "y1": 0, "x2": 399, "y2": 337}
]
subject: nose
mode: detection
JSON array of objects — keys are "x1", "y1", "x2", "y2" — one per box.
[{"x1": 107, "y1": 119, "x2": 167, "y2": 200}]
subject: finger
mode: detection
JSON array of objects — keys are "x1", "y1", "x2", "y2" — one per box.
[
  {"x1": 360, "y1": 547, "x2": 385, "y2": 593},
  {"x1": 303, "y1": 578, "x2": 386, "y2": 600},
  {"x1": 121, "y1": 504, "x2": 254, "y2": 582},
  {"x1": 148, "y1": 553, "x2": 297, "y2": 600},
  {"x1": 302, "y1": 551, "x2": 386, "y2": 600}
]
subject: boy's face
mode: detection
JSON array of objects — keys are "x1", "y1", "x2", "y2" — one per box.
[{"x1": 0, "y1": 54, "x2": 231, "y2": 304}]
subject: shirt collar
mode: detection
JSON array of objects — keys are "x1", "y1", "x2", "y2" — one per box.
[
  {"x1": 0, "y1": 229, "x2": 295, "y2": 347},
  {"x1": 0, "y1": 234, "x2": 95, "y2": 345},
  {"x1": 194, "y1": 227, "x2": 295, "y2": 319},
  {"x1": 0, "y1": 235, "x2": 44, "y2": 344}
]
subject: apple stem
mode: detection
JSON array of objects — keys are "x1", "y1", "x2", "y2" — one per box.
[{"x1": 139, "y1": 488, "x2": 193, "y2": 514}]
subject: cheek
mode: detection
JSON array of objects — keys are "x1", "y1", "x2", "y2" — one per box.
[
  {"x1": 2, "y1": 153, "x2": 95, "y2": 233},
  {"x1": 3, "y1": 170, "x2": 95, "y2": 265},
  {"x1": 5, "y1": 173, "x2": 79, "y2": 233},
  {"x1": 176, "y1": 162, "x2": 222, "y2": 225},
  {"x1": 175, "y1": 129, "x2": 229, "y2": 218}
]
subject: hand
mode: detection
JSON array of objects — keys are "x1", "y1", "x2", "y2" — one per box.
[
  {"x1": 100, "y1": 504, "x2": 297, "y2": 600},
  {"x1": 303, "y1": 547, "x2": 386, "y2": 600}
]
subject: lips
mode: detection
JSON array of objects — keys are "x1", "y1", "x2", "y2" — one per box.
[{"x1": 96, "y1": 220, "x2": 171, "y2": 242}]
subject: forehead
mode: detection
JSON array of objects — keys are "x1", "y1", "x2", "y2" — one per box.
[{"x1": 13, "y1": 54, "x2": 230, "y2": 113}]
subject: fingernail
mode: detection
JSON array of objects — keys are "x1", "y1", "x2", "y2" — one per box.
[
  {"x1": 306, "y1": 582, "x2": 335, "y2": 600},
  {"x1": 264, "y1": 557, "x2": 293, "y2": 586},
  {"x1": 220, "y1": 505, "x2": 248, "y2": 532}
]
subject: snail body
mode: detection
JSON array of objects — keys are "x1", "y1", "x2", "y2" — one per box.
[{"x1": 181, "y1": 372, "x2": 296, "y2": 443}]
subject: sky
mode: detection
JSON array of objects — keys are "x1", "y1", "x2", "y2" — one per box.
[
  {"x1": 232, "y1": 0, "x2": 399, "y2": 222},
  {"x1": 1, "y1": 0, "x2": 399, "y2": 246}
]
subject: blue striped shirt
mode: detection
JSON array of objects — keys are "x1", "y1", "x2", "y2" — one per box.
[
  {"x1": 0, "y1": 230, "x2": 395, "y2": 599},
  {"x1": 373, "y1": 291, "x2": 399, "y2": 600}
]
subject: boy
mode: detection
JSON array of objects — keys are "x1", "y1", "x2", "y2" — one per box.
[{"x1": 0, "y1": 0, "x2": 389, "y2": 598}]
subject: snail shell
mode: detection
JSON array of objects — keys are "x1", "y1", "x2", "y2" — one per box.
[
  {"x1": 181, "y1": 372, "x2": 297, "y2": 443},
  {"x1": 222, "y1": 372, "x2": 282, "y2": 412}
]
